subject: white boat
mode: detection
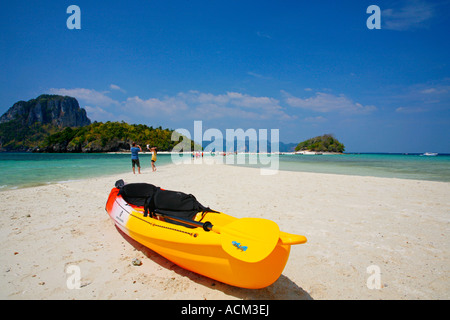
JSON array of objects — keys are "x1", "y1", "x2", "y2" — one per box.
[{"x1": 423, "y1": 152, "x2": 438, "y2": 156}]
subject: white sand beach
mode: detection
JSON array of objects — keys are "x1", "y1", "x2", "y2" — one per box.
[{"x1": 0, "y1": 161, "x2": 449, "y2": 300}]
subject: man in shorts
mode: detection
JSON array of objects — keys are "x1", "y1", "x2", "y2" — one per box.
[{"x1": 130, "y1": 142, "x2": 142, "y2": 174}]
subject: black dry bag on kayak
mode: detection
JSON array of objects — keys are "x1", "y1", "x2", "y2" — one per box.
[
  {"x1": 118, "y1": 182, "x2": 160, "y2": 207},
  {"x1": 153, "y1": 190, "x2": 208, "y2": 219}
]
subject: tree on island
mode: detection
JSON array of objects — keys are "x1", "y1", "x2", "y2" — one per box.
[{"x1": 295, "y1": 134, "x2": 345, "y2": 153}]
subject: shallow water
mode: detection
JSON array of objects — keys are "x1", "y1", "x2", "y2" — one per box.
[{"x1": 0, "y1": 152, "x2": 449, "y2": 190}]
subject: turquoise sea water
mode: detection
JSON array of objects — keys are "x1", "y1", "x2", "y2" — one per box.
[
  {"x1": 251, "y1": 153, "x2": 450, "y2": 182},
  {"x1": 0, "y1": 152, "x2": 449, "y2": 190},
  {"x1": 0, "y1": 153, "x2": 173, "y2": 190}
]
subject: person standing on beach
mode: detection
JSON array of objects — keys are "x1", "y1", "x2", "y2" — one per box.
[
  {"x1": 131, "y1": 142, "x2": 142, "y2": 174},
  {"x1": 148, "y1": 146, "x2": 157, "y2": 172}
]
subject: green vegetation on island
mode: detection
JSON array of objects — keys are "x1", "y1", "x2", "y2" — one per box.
[
  {"x1": 38, "y1": 121, "x2": 198, "y2": 153},
  {"x1": 295, "y1": 134, "x2": 345, "y2": 153},
  {"x1": 0, "y1": 120, "x2": 62, "y2": 151},
  {"x1": 0, "y1": 119, "x2": 197, "y2": 153},
  {"x1": 0, "y1": 94, "x2": 197, "y2": 152}
]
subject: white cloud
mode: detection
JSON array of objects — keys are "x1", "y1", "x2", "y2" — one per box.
[
  {"x1": 192, "y1": 103, "x2": 259, "y2": 120},
  {"x1": 391, "y1": 81, "x2": 450, "y2": 109},
  {"x1": 247, "y1": 71, "x2": 272, "y2": 80},
  {"x1": 303, "y1": 116, "x2": 327, "y2": 123},
  {"x1": 49, "y1": 88, "x2": 120, "y2": 107},
  {"x1": 175, "y1": 91, "x2": 294, "y2": 121},
  {"x1": 110, "y1": 84, "x2": 126, "y2": 93},
  {"x1": 227, "y1": 92, "x2": 277, "y2": 108},
  {"x1": 179, "y1": 91, "x2": 230, "y2": 105},
  {"x1": 283, "y1": 91, "x2": 377, "y2": 114},
  {"x1": 395, "y1": 106, "x2": 428, "y2": 113},
  {"x1": 47, "y1": 87, "x2": 302, "y2": 124},
  {"x1": 382, "y1": 0, "x2": 434, "y2": 31},
  {"x1": 420, "y1": 86, "x2": 449, "y2": 95},
  {"x1": 227, "y1": 92, "x2": 294, "y2": 120},
  {"x1": 84, "y1": 106, "x2": 115, "y2": 121},
  {"x1": 123, "y1": 96, "x2": 188, "y2": 117}
]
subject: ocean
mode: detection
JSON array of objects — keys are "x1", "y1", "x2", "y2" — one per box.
[
  {"x1": 0, "y1": 152, "x2": 173, "y2": 190},
  {"x1": 0, "y1": 152, "x2": 449, "y2": 190},
  {"x1": 254, "y1": 153, "x2": 450, "y2": 182}
]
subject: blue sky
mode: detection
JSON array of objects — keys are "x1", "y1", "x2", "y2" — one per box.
[{"x1": 1, "y1": 0, "x2": 449, "y2": 152}]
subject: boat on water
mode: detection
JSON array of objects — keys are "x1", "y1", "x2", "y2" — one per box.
[
  {"x1": 423, "y1": 152, "x2": 438, "y2": 156},
  {"x1": 105, "y1": 180, "x2": 307, "y2": 289}
]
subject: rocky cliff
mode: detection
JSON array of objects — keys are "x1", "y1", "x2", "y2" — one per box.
[
  {"x1": 0, "y1": 94, "x2": 91, "y2": 151},
  {"x1": 0, "y1": 94, "x2": 91, "y2": 127}
]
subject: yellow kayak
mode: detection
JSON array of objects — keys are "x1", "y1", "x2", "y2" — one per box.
[{"x1": 105, "y1": 181, "x2": 306, "y2": 289}]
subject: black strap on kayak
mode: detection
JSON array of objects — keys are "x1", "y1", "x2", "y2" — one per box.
[
  {"x1": 154, "y1": 211, "x2": 214, "y2": 231},
  {"x1": 143, "y1": 195, "x2": 156, "y2": 218}
]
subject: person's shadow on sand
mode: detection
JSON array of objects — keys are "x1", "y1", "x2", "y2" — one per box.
[{"x1": 116, "y1": 226, "x2": 313, "y2": 300}]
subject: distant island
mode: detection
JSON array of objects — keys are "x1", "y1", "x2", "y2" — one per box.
[
  {"x1": 0, "y1": 94, "x2": 196, "y2": 152},
  {"x1": 295, "y1": 134, "x2": 345, "y2": 153}
]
